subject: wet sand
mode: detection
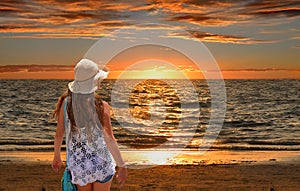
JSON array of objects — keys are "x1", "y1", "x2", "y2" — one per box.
[{"x1": 0, "y1": 151, "x2": 300, "y2": 191}]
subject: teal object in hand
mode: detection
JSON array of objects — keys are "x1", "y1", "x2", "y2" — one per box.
[{"x1": 61, "y1": 168, "x2": 77, "y2": 191}]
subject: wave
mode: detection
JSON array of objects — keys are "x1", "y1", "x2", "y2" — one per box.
[
  {"x1": 223, "y1": 120, "x2": 273, "y2": 128},
  {"x1": 0, "y1": 140, "x2": 54, "y2": 146},
  {"x1": 0, "y1": 79, "x2": 299, "y2": 153},
  {"x1": 219, "y1": 139, "x2": 300, "y2": 146},
  {"x1": 185, "y1": 144, "x2": 300, "y2": 151}
]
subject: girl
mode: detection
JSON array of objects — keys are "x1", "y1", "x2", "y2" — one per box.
[{"x1": 52, "y1": 59, "x2": 127, "y2": 191}]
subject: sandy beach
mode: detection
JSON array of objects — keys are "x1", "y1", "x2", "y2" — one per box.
[{"x1": 1, "y1": 151, "x2": 300, "y2": 191}]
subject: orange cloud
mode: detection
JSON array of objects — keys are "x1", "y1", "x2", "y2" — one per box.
[
  {"x1": 168, "y1": 30, "x2": 278, "y2": 44},
  {"x1": 0, "y1": 0, "x2": 299, "y2": 40}
]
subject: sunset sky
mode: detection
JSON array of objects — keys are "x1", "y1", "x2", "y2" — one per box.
[{"x1": 0, "y1": 0, "x2": 299, "y2": 79}]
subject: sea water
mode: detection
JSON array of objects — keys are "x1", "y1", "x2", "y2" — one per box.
[{"x1": 0, "y1": 79, "x2": 299, "y2": 152}]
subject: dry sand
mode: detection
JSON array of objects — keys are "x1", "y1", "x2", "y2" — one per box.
[{"x1": 0, "y1": 151, "x2": 300, "y2": 191}]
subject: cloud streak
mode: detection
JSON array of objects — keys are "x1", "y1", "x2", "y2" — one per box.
[
  {"x1": 0, "y1": 65, "x2": 73, "y2": 73},
  {"x1": 2, "y1": 0, "x2": 299, "y2": 21},
  {"x1": 221, "y1": 68, "x2": 300, "y2": 72},
  {"x1": 0, "y1": 0, "x2": 299, "y2": 44},
  {"x1": 169, "y1": 30, "x2": 278, "y2": 44}
]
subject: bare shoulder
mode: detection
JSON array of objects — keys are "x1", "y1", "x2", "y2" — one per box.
[
  {"x1": 101, "y1": 100, "x2": 109, "y2": 108},
  {"x1": 100, "y1": 101, "x2": 113, "y2": 130},
  {"x1": 101, "y1": 101, "x2": 111, "y2": 115}
]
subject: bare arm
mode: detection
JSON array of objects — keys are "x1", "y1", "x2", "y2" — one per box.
[
  {"x1": 52, "y1": 103, "x2": 65, "y2": 172},
  {"x1": 102, "y1": 101, "x2": 127, "y2": 186}
]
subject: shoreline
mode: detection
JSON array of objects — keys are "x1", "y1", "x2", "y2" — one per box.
[
  {"x1": 1, "y1": 150, "x2": 300, "y2": 166},
  {"x1": 1, "y1": 151, "x2": 300, "y2": 190}
]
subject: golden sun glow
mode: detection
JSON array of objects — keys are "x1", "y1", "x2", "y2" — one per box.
[{"x1": 115, "y1": 59, "x2": 191, "y2": 79}]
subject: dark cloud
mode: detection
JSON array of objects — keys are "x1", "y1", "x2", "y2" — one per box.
[
  {"x1": 245, "y1": 0, "x2": 300, "y2": 8},
  {"x1": 184, "y1": 0, "x2": 240, "y2": 7},
  {"x1": 169, "y1": 30, "x2": 277, "y2": 44},
  {"x1": 169, "y1": 14, "x2": 211, "y2": 23},
  {"x1": 243, "y1": 0, "x2": 300, "y2": 17},
  {"x1": 247, "y1": 8, "x2": 300, "y2": 18},
  {"x1": 52, "y1": 10, "x2": 95, "y2": 20},
  {"x1": 166, "y1": 0, "x2": 300, "y2": 27},
  {"x1": 0, "y1": 0, "x2": 132, "y2": 38},
  {"x1": 0, "y1": 0, "x2": 127, "y2": 25},
  {"x1": 0, "y1": 65, "x2": 73, "y2": 73},
  {"x1": 222, "y1": 68, "x2": 300, "y2": 72}
]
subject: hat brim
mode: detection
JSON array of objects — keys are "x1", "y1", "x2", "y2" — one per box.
[{"x1": 68, "y1": 69, "x2": 109, "y2": 94}]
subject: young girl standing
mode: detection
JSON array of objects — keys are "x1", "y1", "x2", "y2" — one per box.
[{"x1": 52, "y1": 59, "x2": 127, "y2": 191}]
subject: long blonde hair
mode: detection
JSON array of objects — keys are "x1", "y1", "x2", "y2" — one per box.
[{"x1": 53, "y1": 89, "x2": 104, "y2": 131}]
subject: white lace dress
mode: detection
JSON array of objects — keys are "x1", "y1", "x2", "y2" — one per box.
[{"x1": 65, "y1": 110, "x2": 116, "y2": 186}]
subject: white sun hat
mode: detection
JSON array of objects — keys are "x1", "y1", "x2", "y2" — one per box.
[{"x1": 68, "y1": 59, "x2": 109, "y2": 94}]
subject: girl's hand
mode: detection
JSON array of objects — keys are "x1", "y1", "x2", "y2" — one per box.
[
  {"x1": 116, "y1": 167, "x2": 127, "y2": 188},
  {"x1": 52, "y1": 155, "x2": 62, "y2": 172}
]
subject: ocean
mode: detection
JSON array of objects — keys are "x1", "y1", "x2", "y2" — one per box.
[{"x1": 0, "y1": 79, "x2": 299, "y2": 152}]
